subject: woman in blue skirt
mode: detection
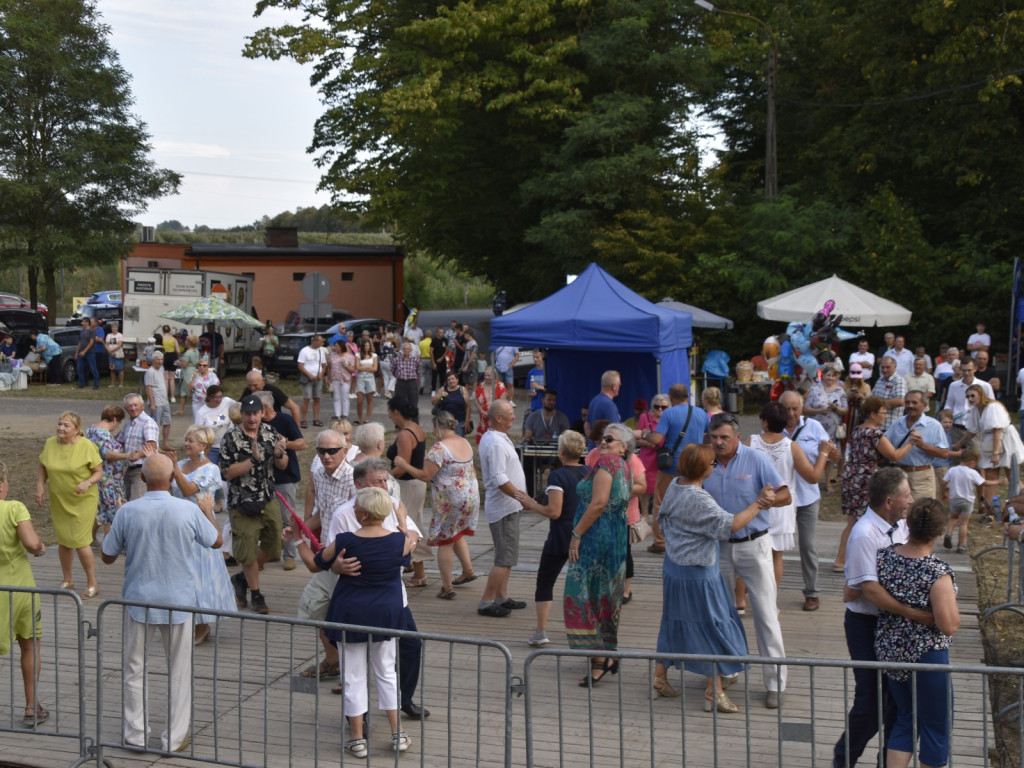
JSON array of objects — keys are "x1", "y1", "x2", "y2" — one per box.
[{"x1": 653, "y1": 443, "x2": 768, "y2": 713}]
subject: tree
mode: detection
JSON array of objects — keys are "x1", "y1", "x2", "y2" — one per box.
[
  {"x1": 246, "y1": 0, "x2": 706, "y2": 300},
  {"x1": 0, "y1": 0, "x2": 179, "y2": 315},
  {"x1": 157, "y1": 219, "x2": 187, "y2": 231}
]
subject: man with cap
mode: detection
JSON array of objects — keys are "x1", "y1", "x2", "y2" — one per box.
[{"x1": 219, "y1": 394, "x2": 289, "y2": 614}]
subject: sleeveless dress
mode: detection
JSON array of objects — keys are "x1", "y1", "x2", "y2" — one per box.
[
  {"x1": 750, "y1": 434, "x2": 796, "y2": 550},
  {"x1": 85, "y1": 425, "x2": 126, "y2": 525},
  {"x1": 388, "y1": 428, "x2": 432, "y2": 563},
  {"x1": 0, "y1": 500, "x2": 41, "y2": 655},
  {"x1": 655, "y1": 484, "x2": 748, "y2": 677},
  {"x1": 321, "y1": 531, "x2": 409, "y2": 644},
  {"x1": 841, "y1": 426, "x2": 884, "y2": 516},
  {"x1": 170, "y1": 460, "x2": 236, "y2": 622},
  {"x1": 424, "y1": 441, "x2": 479, "y2": 546},
  {"x1": 564, "y1": 453, "x2": 630, "y2": 650}
]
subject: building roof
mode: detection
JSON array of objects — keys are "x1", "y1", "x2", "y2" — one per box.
[{"x1": 185, "y1": 243, "x2": 403, "y2": 259}]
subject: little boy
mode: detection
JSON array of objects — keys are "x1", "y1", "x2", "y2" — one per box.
[{"x1": 942, "y1": 446, "x2": 996, "y2": 553}]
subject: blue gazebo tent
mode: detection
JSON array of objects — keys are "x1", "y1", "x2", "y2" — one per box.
[{"x1": 489, "y1": 263, "x2": 693, "y2": 424}]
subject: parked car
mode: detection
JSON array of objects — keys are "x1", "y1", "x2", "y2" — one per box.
[
  {"x1": 47, "y1": 326, "x2": 111, "y2": 383},
  {"x1": 65, "y1": 303, "x2": 123, "y2": 328},
  {"x1": 88, "y1": 290, "x2": 122, "y2": 306},
  {"x1": 0, "y1": 308, "x2": 48, "y2": 358},
  {"x1": 273, "y1": 318, "x2": 402, "y2": 376},
  {"x1": 0, "y1": 291, "x2": 48, "y2": 318}
]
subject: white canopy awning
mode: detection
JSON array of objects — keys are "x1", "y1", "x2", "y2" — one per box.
[{"x1": 757, "y1": 275, "x2": 911, "y2": 328}]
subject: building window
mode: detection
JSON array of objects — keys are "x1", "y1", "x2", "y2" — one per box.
[
  {"x1": 293, "y1": 273, "x2": 305, "y2": 281},
  {"x1": 341, "y1": 272, "x2": 354, "y2": 281}
]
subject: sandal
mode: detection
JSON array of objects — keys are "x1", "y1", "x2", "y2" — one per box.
[
  {"x1": 405, "y1": 576, "x2": 429, "y2": 588},
  {"x1": 653, "y1": 675, "x2": 681, "y2": 698},
  {"x1": 22, "y1": 704, "x2": 49, "y2": 727},
  {"x1": 452, "y1": 572, "x2": 478, "y2": 586},
  {"x1": 81, "y1": 585, "x2": 100, "y2": 600},
  {"x1": 313, "y1": 420, "x2": 323, "y2": 427},
  {"x1": 704, "y1": 690, "x2": 741, "y2": 713},
  {"x1": 300, "y1": 421, "x2": 308, "y2": 429},
  {"x1": 578, "y1": 658, "x2": 618, "y2": 687},
  {"x1": 58, "y1": 581, "x2": 75, "y2": 591},
  {"x1": 344, "y1": 738, "x2": 367, "y2": 759},
  {"x1": 331, "y1": 682, "x2": 343, "y2": 695},
  {"x1": 299, "y1": 660, "x2": 341, "y2": 679},
  {"x1": 437, "y1": 587, "x2": 456, "y2": 600}
]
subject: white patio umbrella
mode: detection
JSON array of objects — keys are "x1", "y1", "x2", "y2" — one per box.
[
  {"x1": 657, "y1": 299, "x2": 734, "y2": 330},
  {"x1": 756, "y1": 275, "x2": 911, "y2": 328},
  {"x1": 159, "y1": 295, "x2": 263, "y2": 329}
]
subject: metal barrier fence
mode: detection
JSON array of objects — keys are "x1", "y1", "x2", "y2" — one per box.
[
  {"x1": 5, "y1": 587, "x2": 1024, "y2": 768},
  {"x1": 523, "y1": 648, "x2": 1024, "y2": 768},
  {"x1": 1, "y1": 587, "x2": 90, "y2": 763},
  {"x1": 89, "y1": 599, "x2": 515, "y2": 768}
]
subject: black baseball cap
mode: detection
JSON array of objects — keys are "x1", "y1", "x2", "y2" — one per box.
[{"x1": 240, "y1": 394, "x2": 262, "y2": 413}]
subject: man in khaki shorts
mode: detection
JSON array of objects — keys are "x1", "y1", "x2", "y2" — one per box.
[{"x1": 219, "y1": 394, "x2": 289, "y2": 614}]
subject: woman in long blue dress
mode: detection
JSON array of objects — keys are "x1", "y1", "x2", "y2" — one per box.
[
  {"x1": 564, "y1": 422, "x2": 633, "y2": 686},
  {"x1": 291, "y1": 486, "x2": 418, "y2": 759},
  {"x1": 652, "y1": 443, "x2": 766, "y2": 713},
  {"x1": 168, "y1": 425, "x2": 235, "y2": 645}
]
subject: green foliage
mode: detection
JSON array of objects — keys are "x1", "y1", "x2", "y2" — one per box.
[
  {"x1": 246, "y1": 0, "x2": 706, "y2": 302},
  {"x1": 0, "y1": 0, "x2": 179, "y2": 314},
  {"x1": 404, "y1": 253, "x2": 495, "y2": 309}
]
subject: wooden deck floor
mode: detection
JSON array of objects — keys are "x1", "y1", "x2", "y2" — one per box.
[{"x1": 1, "y1": 509, "x2": 996, "y2": 768}]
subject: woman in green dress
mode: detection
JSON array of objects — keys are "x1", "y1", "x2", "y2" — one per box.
[
  {"x1": 1, "y1": 459, "x2": 49, "y2": 726},
  {"x1": 175, "y1": 335, "x2": 200, "y2": 416},
  {"x1": 565, "y1": 422, "x2": 633, "y2": 686},
  {"x1": 36, "y1": 411, "x2": 103, "y2": 599}
]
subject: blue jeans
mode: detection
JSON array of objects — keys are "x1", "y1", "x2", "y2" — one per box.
[
  {"x1": 77, "y1": 354, "x2": 99, "y2": 388},
  {"x1": 833, "y1": 610, "x2": 896, "y2": 767},
  {"x1": 887, "y1": 649, "x2": 951, "y2": 767}
]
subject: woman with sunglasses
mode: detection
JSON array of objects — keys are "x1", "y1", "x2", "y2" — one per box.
[
  {"x1": 188, "y1": 357, "x2": 220, "y2": 421},
  {"x1": 565, "y1": 422, "x2": 634, "y2": 686},
  {"x1": 636, "y1": 394, "x2": 669, "y2": 525}
]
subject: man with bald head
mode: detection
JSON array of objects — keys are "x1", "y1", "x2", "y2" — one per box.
[
  {"x1": 779, "y1": 390, "x2": 839, "y2": 611},
  {"x1": 477, "y1": 399, "x2": 528, "y2": 617},
  {"x1": 101, "y1": 454, "x2": 220, "y2": 753},
  {"x1": 240, "y1": 369, "x2": 301, "y2": 424}
]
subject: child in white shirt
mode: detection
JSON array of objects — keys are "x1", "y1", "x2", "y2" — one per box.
[{"x1": 942, "y1": 446, "x2": 996, "y2": 553}]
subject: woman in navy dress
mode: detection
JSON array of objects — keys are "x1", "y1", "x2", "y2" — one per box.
[
  {"x1": 652, "y1": 444, "x2": 769, "y2": 713},
  {"x1": 292, "y1": 486, "x2": 417, "y2": 759}
]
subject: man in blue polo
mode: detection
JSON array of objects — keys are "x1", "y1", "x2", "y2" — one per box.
[
  {"x1": 704, "y1": 412, "x2": 791, "y2": 709},
  {"x1": 885, "y1": 389, "x2": 950, "y2": 501},
  {"x1": 585, "y1": 370, "x2": 622, "y2": 447},
  {"x1": 637, "y1": 383, "x2": 709, "y2": 553}
]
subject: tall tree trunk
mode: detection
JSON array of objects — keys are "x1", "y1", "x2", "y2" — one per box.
[{"x1": 43, "y1": 262, "x2": 58, "y2": 321}]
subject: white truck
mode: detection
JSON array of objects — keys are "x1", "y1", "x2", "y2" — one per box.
[{"x1": 122, "y1": 268, "x2": 260, "y2": 372}]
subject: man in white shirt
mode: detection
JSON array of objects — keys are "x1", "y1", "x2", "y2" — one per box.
[
  {"x1": 833, "y1": 467, "x2": 931, "y2": 768},
  {"x1": 848, "y1": 339, "x2": 875, "y2": 381},
  {"x1": 967, "y1": 322, "x2": 991, "y2": 359},
  {"x1": 297, "y1": 334, "x2": 326, "y2": 427},
  {"x1": 945, "y1": 358, "x2": 994, "y2": 428},
  {"x1": 903, "y1": 356, "x2": 936, "y2": 410},
  {"x1": 477, "y1": 399, "x2": 527, "y2": 617},
  {"x1": 883, "y1": 335, "x2": 915, "y2": 378}
]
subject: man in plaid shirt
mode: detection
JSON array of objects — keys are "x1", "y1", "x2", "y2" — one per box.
[
  {"x1": 393, "y1": 341, "x2": 421, "y2": 418},
  {"x1": 118, "y1": 393, "x2": 160, "y2": 501}
]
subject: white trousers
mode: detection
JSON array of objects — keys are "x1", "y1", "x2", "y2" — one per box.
[
  {"x1": 397, "y1": 478, "x2": 433, "y2": 563},
  {"x1": 333, "y1": 378, "x2": 351, "y2": 418},
  {"x1": 720, "y1": 533, "x2": 787, "y2": 692},
  {"x1": 342, "y1": 639, "x2": 398, "y2": 717},
  {"x1": 380, "y1": 360, "x2": 395, "y2": 395},
  {"x1": 122, "y1": 614, "x2": 193, "y2": 751}
]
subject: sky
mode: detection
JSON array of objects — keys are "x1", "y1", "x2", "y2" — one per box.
[{"x1": 100, "y1": 0, "x2": 333, "y2": 230}]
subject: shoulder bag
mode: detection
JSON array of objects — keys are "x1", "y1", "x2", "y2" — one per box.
[{"x1": 656, "y1": 406, "x2": 693, "y2": 471}]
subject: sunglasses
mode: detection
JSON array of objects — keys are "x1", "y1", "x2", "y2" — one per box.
[
  {"x1": 711, "y1": 458, "x2": 719, "y2": 468},
  {"x1": 653, "y1": 404, "x2": 668, "y2": 411},
  {"x1": 710, "y1": 413, "x2": 739, "y2": 427},
  {"x1": 600, "y1": 435, "x2": 618, "y2": 444},
  {"x1": 316, "y1": 447, "x2": 343, "y2": 456}
]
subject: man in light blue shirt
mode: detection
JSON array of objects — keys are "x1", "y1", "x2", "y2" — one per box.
[
  {"x1": 704, "y1": 412, "x2": 791, "y2": 708},
  {"x1": 884, "y1": 390, "x2": 950, "y2": 500},
  {"x1": 780, "y1": 391, "x2": 839, "y2": 611},
  {"x1": 29, "y1": 329, "x2": 63, "y2": 385},
  {"x1": 101, "y1": 454, "x2": 219, "y2": 753}
]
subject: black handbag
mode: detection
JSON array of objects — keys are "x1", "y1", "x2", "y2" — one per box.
[
  {"x1": 237, "y1": 497, "x2": 267, "y2": 517},
  {"x1": 656, "y1": 406, "x2": 693, "y2": 471}
]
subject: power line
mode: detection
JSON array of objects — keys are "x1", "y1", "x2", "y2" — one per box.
[{"x1": 174, "y1": 170, "x2": 322, "y2": 185}]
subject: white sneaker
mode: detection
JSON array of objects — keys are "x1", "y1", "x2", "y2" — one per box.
[
  {"x1": 392, "y1": 731, "x2": 410, "y2": 752},
  {"x1": 527, "y1": 629, "x2": 549, "y2": 647}
]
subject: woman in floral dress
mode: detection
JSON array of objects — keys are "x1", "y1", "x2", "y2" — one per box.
[
  {"x1": 175, "y1": 336, "x2": 200, "y2": 416},
  {"x1": 564, "y1": 422, "x2": 633, "y2": 686},
  {"x1": 393, "y1": 410, "x2": 479, "y2": 598},
  {"x1": 168, "y1": 425, "x2": 235, "y2": 645},
  {"x1": 834, "y1": 397, "x2": 914, "y2": 571},
  {"x1": 189, "y1": 357, "x2": 220, "y2": 420},
  {"x1": 85, "y1": 406, "x2": 129, "y2": 541},
  {"x1": 474, "y1": 366, "x2": 507, "y2": 444}
]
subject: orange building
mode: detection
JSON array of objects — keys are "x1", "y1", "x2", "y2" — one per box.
[{"x1": 125, "y1": 228, "x2": 405, "y2": 325}]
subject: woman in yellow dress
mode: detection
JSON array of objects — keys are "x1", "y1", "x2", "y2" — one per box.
[
  {"x1": 35, "y1": 411, "x2": 103, "y2": 599},
  {"x1": 1, "y1": 460, "x2": 48, "y2": 727}
]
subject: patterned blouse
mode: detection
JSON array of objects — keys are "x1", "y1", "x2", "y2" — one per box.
[{"x1": 874, "y1": 546, "x2": 957, "y2": 681}]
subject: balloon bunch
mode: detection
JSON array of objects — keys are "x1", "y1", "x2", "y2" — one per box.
[{"x1": 765, "y1": 300, "x2": 862, "y2": 382}]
